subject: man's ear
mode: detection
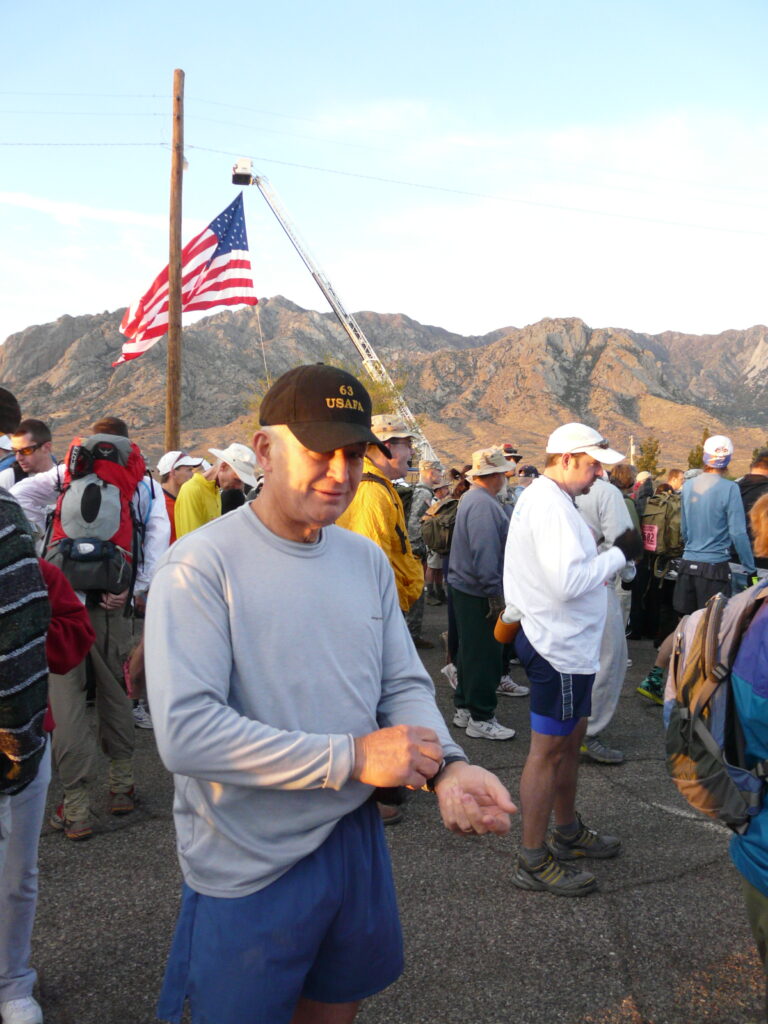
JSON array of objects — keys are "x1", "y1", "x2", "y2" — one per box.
[{"x1": 252, "y1": 430, "x2": 271, "y2": 470}]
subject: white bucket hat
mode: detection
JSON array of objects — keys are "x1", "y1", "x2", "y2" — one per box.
[
  {"x1": 546, "y1": 423, "x2": 624, "y2": 465},
  {"x1": 208, "y1": 443, "x2": 260, "y2": 489}
]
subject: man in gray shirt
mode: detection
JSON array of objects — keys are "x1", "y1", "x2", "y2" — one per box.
[{"x1": 146, "y1": 364, "x2": 514, "y2": 1024}]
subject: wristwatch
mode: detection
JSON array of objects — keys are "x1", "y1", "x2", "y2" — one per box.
[{"x1": 424, "y1": 755, "x2": 469, "y2": 792}]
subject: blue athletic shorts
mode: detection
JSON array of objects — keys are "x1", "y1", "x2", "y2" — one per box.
[
  {"x1": 515, "y1": 627, "x2": 594, "y2": 736},
  {"x1": 157, "y1": 799, "x2": 404, "y2": 1024}
]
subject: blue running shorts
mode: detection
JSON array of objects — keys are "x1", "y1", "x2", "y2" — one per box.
[
  {"x1": 515, "y1": 627, "x2": 594, "y2": 736},
  {"x1": 157, "y1": 799, "x2": 404, "y2": 1024}
]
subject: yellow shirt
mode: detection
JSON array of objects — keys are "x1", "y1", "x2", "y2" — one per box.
[
  {"x1": 337, "y1": 458, "x2": 423, "y2": 611},
  {"x1": 174, "y1": 474, "x2": 221, "y2": 538}
]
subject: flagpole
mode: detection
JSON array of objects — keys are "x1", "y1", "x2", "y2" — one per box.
[{"x1": 165, "y1": 68, "x2": 185, "y2": 451}]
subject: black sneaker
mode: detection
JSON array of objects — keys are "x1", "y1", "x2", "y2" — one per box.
[
  {"x1": 547, "y1": 814, "x2": 621, "y2": 860},
  {"x1": 512, "y1": 852, "x2": 597, "y2": 897}
]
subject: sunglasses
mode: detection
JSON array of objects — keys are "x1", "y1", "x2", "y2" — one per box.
[{"x1": 13, "y1": 442, "x2": 44, "y2": 457}]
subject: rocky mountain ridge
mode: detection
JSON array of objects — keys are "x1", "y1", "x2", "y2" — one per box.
[{"x1": 1, "y1": 296, "x2": 766, "y2": 473}]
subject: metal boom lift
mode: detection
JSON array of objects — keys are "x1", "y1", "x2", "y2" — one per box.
[{"x1": 232, "y1": 159, "x2": 437, "y2": 462}]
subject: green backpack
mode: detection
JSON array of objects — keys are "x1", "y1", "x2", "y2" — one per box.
[
  {"x1": 420, "y1": 496, "x2": 458, "y2": 557},
  {"x1": 641, "y1": 491, "x2": 683, "y2": 562}
]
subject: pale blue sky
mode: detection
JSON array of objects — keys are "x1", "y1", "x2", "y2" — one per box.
[{"x1": 2, "y1": 0, "x2": 767, "y2": 349}]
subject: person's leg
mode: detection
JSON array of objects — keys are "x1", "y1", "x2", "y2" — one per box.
[
  {"x1": 519, "y1": 729, "x2": 574, "y2": 848},
  {"x1": 290, "y1": 999, "x2": 360, "y2": 1023},
  {"x1": 49, "y1": 657, "x2": 95, "y2": 824},
  {"x1": 585, "y1": 588, "x2": 626, "y2": 738},
  {"x1": 739, "y1": 875, "x2": 768, "y2": 1022},
  {"x1": 553, "y1": 719, "x2": 588, "y2": 826},
  {"x1": 404, "y1": 591, "x2": 428, "y2": 645},
  {"x1": 0, "y1": 744, "x2": 50, "y2": 1004},
  {"x1": 88, "y1": 607, "x2": 135, "y2": 801},
  {"x1": 451, "y1": 588, "x2": 502, "y2": 721}
]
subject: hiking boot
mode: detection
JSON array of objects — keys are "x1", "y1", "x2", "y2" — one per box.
[
  {"x1": 465, "y1": 716, "x2": 516, "y2": 740},
  {"x1": 496, "y1": 674, "x2": 529, "y2": 698},
  {"x1": 512, "y1": 852, "x2": 597, "y2": 897},
  {"x1": 412, "y1": 636, "x2": 435, "y2": 650},
  {"x1": 0, "y1": 996, "x2": 43, "y2": 1024},
  {"x1": 452, "y1": 707, "x2": 471, "y2": 728},
  {"x1": 637, "y1": 665, "x2": 665, "y2": 705},
  {"x1": 440, "y1": 663, "x2": 458, "y2": 690},
  {"x1": 50, "y1": 804, "x2": 93, "y2": 841},
  {"x1": 581, "y1": 735, "x2": 625, "y2": 765},
  {"x1": 547, "y1": 814, "x2": 621, "y2": 860},
  {"x1": 426, "y1": 588, "x2": 442, "y2": 606},
  {"x1": 109, "y1": 787, "x2": 136, "y2": 816}
]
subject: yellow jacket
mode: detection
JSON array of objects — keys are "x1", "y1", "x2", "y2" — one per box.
[
  {"x1": 174, "y1": 473, "x2": 221, "y2": 538},
  {"x1": 337, "y1": 458, "x2": 423, "y2": 611}
]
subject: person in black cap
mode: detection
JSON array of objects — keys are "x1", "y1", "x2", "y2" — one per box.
[{"x1": 145, "y1": 363, "x2": 515, "y2": 1024}]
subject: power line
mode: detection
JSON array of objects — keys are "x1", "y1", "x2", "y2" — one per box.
[{"x1": 186, "y1": 144, "x2": 768, "y2": 238}]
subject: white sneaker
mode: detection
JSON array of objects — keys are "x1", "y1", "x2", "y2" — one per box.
[
  {"x1": 496, "y1": 674, "x2": 529, "y2": 697},
  {"x1": 440, "y1": 663, "x2": 458, "y2": 690},
  {"x1": 132, "y1": 702, "x2": 154, "y2": 730},
  {"x1": 465, "y1": 716, "x2": 516, "y2": 740},
  {"x1": 0, "y1": 997, "x2": 43, "y2": 1024},
  {"x1": 452, "y1": 707, "x2": 471, "y2": 728}
]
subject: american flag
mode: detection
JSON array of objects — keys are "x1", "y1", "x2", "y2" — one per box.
[{"x1": 115, "y1": 192, "x2": 258, "y2": 366}]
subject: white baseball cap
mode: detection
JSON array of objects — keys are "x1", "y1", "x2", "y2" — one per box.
[
  {"x1": 703, "y1": 434, "x2": 734, "y2": 468},
  {"x1": 156, "y1": 451, "x2": 204, "y2": 476},
  {"x1": 546, "y1": 423, "x2": 624, "y2": 465},
  {"x1": 208, "y1": 443, "x2": 260, "y2": 489}
]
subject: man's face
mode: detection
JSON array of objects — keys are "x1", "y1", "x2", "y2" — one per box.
[
  {"x1": 256, "y1": 426, "x2": 365, "y2": 541},
  {"x1": 12, "y1": 433, "x2": 51, "y2": 474},
  {"x1": 562, "y1": 452, "x2": 604, "y2": 496},
  {"x1": 217, "y1": 462, "x2": 243, "y2": 491},
  {"x1": 384, "y1": 437, "x2": 414, "y2": 479},
  {"x1": 170, "y1": 464, "x2": 196, "y2": 489},
  {"x1": 425, "y1": 467, "x2": 443, "y2": 488}
]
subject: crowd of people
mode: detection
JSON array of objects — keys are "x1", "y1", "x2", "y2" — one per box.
[{"x1": 1, "y1": 368, "x2": 767, "y2": 1024}]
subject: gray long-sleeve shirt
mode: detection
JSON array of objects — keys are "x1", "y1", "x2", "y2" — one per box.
[
  {"x1": 145, "y1": 503, "x2": 464, "y2": 898},
  {"x1": 447, "y1": 484, "x2": 510, "y2": 597}
]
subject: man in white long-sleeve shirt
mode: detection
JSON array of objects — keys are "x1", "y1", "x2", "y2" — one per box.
[
  {"x1": 146, "y1": 364, "x2": 515, "y2": 1024},
  {"x1": 503, "y1": 423, "x2": 643, "y2": 897}
]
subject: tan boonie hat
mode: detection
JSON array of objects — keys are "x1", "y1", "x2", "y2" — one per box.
[
  {"x1": 466, "y1": 446, "x2": 510, "y2": 479},
  {"x1": 371, "y1": 414, "x2": 415, "y2": 443},
  {"x1": 419, "y1": 459, "x2": 442, "y2": 472}
]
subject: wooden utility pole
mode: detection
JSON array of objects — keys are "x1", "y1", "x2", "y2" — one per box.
[{"x1": 165, "y1": 68, "x2": 185, "y2": 451}]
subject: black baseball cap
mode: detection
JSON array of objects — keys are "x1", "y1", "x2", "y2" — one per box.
[{"x1": 259, "y1": 364, "x2": 389, "y2": 455}]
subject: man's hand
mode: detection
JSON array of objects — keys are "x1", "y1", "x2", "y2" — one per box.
[
  {"x1": 99, "y1": 588, "x2": 129, "y2": 611},
  {"x1": 433, "y1": 762, "x2": 517, "y2": 836},
  {"x1": 351, "y1": 725, "x2": 443, "y2": 790}
]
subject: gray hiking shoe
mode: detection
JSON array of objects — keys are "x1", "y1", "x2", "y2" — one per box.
[
  {"x1": 580, "y1": 734, "x2": 625, "y2": 765},
  {"x1": 512, "y1": 852, "x2": 597, "y2": 897},
  {"x1": 547, "y1": 814, "x2": 621, "y2": 861}
]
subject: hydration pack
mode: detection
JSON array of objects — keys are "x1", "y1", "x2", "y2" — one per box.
[{"x1": 45, "y1": 434, "x2": 147, "y2": 595}]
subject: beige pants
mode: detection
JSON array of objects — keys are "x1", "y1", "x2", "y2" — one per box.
[{"x1": 49, "y1": 605, "x2": 135, "y2": 818}]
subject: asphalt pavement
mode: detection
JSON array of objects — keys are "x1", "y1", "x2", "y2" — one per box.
[{"x1": 32, "y1": 600, "x2": 765, "y2": 1024}]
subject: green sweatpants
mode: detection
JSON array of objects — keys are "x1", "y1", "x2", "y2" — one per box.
[{"x1": 450, "y1": 586, "x2": 503, "y2": 721}]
